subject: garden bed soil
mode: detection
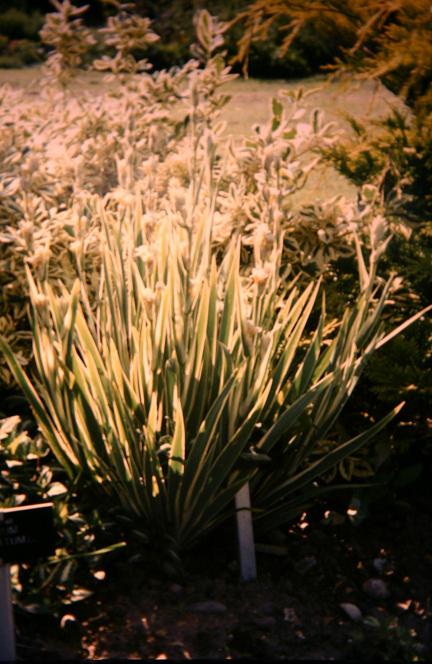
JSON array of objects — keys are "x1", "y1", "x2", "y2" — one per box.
[{"x1": 14, "y1": 494, "x2": 432, "y2": 661}]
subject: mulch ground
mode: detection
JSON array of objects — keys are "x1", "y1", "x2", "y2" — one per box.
[{"x1": 14, "y1": 491, "x2": 432, "y2": 661}]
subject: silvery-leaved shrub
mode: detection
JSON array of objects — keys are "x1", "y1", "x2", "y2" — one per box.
[
  {"x1": 39, "y1": 0, "x2": 97, "y2": 86},
  {"x1": 0, "y1": 2, "x2": 365, "y2": 391},
  {"x1": 1, "y1": 2, "x2": 431, "y2": 567}
]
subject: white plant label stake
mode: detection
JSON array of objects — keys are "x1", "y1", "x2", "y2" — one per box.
[
  {"x1": 235, "y1": 482, "x2": 257, "y2": 581},
  {"x1": 0, "y1": 561, "x2": 15, "y2": 662}
]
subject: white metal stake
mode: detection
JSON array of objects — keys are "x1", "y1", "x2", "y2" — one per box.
[
  {"x1": 0, "y1": 564, "x2": 16, "y2": 662},
  {"x1": 235, "y1": 482, "x2": 257, "y2": 581}
]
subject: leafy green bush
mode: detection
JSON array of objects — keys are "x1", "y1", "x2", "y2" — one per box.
[
  {"x1": 0, "y1": 8, "x2": 43, "y2": 40},
  {"x1": 0, "y1": 414, "x2": 125, "y2": 613},
  {"x1": 326, "y1": 110, "x2": 432, "y2": 224},
  {"x1": 321, "y1": 105, "x2": 432, "y2": 477},
  {"x1": 228, "y1": 0, "x2": 432, "y2": 491},
  {"x1": 0, "y1": 0, "x2": 349, "y2": 76},
  {"x1": 4, "y1": 38, "x2": 42, "y2": 64},
  {"x1": 0, "y1": 8, "x2": 43, "y2": 67},
  {"x1": 229, "y1": 0, "x2": 432, "y2": 106},
  {"x1": 0, "y1": 54, "x2": 26, "y2": 68}
]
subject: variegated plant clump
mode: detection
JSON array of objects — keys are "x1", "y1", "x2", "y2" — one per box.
[
  {"x1": 2, "y1": 0, "x2": 431, "y2": 562},
  {"x1": 0, "y1": 164, "x2": 407, "y2": 553},
  {"x1": 0, "y1": 2, "x2": 379, "y2": 387},
  {"x1": 3, "y1": 101, "x2": 422, "y2": 551},
  {"x1": 0, "y1": 0, "x2": 432, "y2": 563}
]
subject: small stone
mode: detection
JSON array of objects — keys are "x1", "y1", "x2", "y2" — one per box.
[
  {"x1": 340, "y1": 602, "x2": 363, "y2": 622},
  {"x1": 189, "y1": 600, "x2": 227, "y2": 614},
  {"x1": 363, "y1": 578, "x2": 390, "y2": 599}
]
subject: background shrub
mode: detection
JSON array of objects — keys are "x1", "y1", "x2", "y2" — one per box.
[
  {"x1": 0, "y1": 414, "x2": 125, "y2": 614},
  {"x1": 227, "y1": 0, "x2": 432, "y2": 496},
  {"x1": 0, "y1": 8, "x2": 44, "y2": 40},
  {"x1": 0, "y1": 8, "x2": 44, "y2": 67},
  {"x1": 0, "y1": 0, "x2": 349, "y2": 77}
]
